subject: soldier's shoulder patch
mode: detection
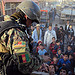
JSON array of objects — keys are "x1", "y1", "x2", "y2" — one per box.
[
  {"x1": 13, "y1": 41, "x2": 26, "y2": 54},
  {"x1": 17, "y1": 52, "x2": 31, "y2": 64}
]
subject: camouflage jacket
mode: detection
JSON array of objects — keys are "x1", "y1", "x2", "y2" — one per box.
[{"x1": 0, "y1": 26, "x2": 43, "y2": 74}]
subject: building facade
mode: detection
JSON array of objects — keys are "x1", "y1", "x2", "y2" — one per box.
[{"x1": 0, "y1": 0, "x2": 40, "y2": 16}]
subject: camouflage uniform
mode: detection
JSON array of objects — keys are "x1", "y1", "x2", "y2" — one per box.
[
  {"x1": 0, "y1": 26, "x2": 43, "y2": 74},
  {"x1": 0, "y1": 0, "x2": 42, "y2": 74}
]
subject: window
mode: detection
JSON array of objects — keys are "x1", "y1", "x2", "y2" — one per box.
[
  {"x1": 10, "y1": 3, "x2": 15, "y2": 9},
  {"x1": 5, "y1": 3, "x2": 10, "y2": 9}
]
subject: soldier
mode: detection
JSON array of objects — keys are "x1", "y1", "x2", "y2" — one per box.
[{"x1": 0, "y1": 0, "x2": 51, "y2": 75}]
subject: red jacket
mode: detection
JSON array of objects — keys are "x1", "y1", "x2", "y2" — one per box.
[
  {"x1": 52, "y1": 44, "x2": 60, "y2": 55},
  {"x1": 49, "y1": 42, "x2": 56, "y2": 51},
  {"x1": 36, "y1": 46, "x2": 40, "y2": 52}
]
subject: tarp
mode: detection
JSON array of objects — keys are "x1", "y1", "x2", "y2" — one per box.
[{"x1": 40, "y1": 10, "x2": 48, "y2": 13}]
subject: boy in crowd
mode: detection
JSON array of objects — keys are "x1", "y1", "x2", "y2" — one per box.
[
  {"x1": 49, "y1": 37, "x2": 56, "y2": 58},
  {"x1": 39, "y1": 53, "x2": 51, "y2": 72},
  {"x1": 52, "y1": 40, "x2": 60, "y2": 55},
  {"x1": 36, "y1": 40, "x2": 42, "y2": 53},
  {"x1": 57, "y1": 53, "x2": 71, "y2": 71},
  {"x1": 60, "y1": 39, "x2": 64, "y2": 52},
  {"x1": 38, "y1": 44, "x2": 47, "y2": 56},
  {"x1": 56, "y1": 49, "x2": 63, "y2": 59},
  {"x1": 59, "y1": 67, "x2": 68, "y2": 75},
  {"x1": 45, "y1": 52, "x2": 51, "y2": 65},
  {"x1": 49, "y1": 37, "x2": 56, "y2": 52},
  {"x1": 65, "y1": 45, "x2": 73, "y2": 55},
  {"x1": 51, "y1": 55, "x2": 58, "y2": 65},
  {"x1": 50, "y1": 56, "x2": 59, "y2": 74},
  {"x1": 49, "y1": 64, "x2": 56, "y2": 75}
]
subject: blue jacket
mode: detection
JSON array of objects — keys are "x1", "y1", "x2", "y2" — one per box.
[
  {"x1": 54, "y1": 44, "x2": 60, "y2": 51},
  {"x1": 65, "y1": 50, "x2": 73, "y2": 55},
  {"x1": 32, "y1": 29, "x2": 42, "y2": 43},
  {"x1": 57, "y1": 58, "x2": 71, "y2": 71}
]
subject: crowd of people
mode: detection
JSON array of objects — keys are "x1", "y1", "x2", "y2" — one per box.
[
  {"x1": 28, "y1": 20, "x2": 75, "y2": 75},
  {"x1": 0, "y1": 13, "x2": 75, "y2": 75}
]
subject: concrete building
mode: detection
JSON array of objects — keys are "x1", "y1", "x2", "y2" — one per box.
[
  {"x1": 3, "y1": 0, "x2": 23, "y2": 15},
  {"x1": 0, "y1": 0, "x2": 40, "y2": 16}
]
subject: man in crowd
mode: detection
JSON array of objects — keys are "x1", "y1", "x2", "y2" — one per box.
[
  {"x1": 57, "y1": 26, "x2": 65, "y2": 42},
  {"x1": 65, "y1": 20, "x2": 70, "y2": 31},
  {"x1": 32, "y1": 24, "x2": 42, "y2": 43},
  {"x1": 67, "y1": 25, "x2": 74, "y2": 37},
  {"x1": 44, "y1": 24, "x2": 57, "y2": 51},
  {"x1": 65, "y1": 20, "x2": 70, "y2": 38}
]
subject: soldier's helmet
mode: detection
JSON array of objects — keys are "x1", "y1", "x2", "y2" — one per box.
[{"x1": 17, "y1": 0, "x2": 40, "y2": 22}]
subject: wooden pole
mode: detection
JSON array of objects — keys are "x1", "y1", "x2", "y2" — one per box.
[{"x1": 2, "y1": 0, "x2": 5, "y2": 15}]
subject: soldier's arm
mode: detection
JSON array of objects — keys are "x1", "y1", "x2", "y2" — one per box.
[{"x1": 1, "y1": 28, "x2": 51, "y2": 72}]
